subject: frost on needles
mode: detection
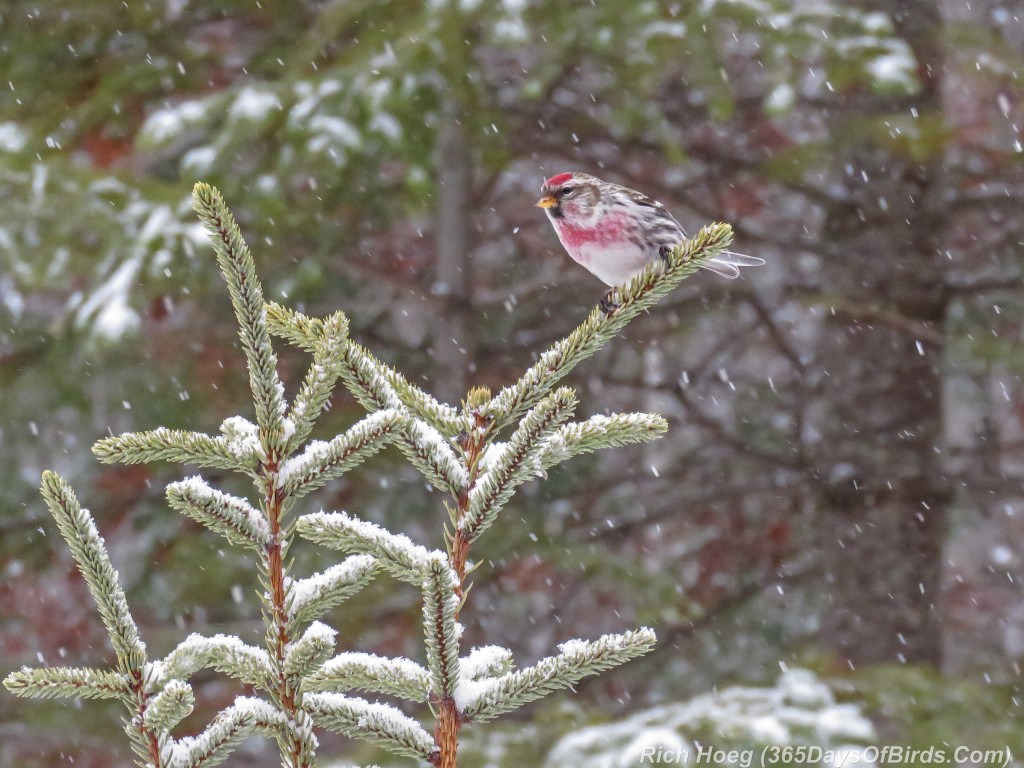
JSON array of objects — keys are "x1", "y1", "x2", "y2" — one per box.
[{"x1": 4, "y1": 182, "x2": 735, "y2": 768}]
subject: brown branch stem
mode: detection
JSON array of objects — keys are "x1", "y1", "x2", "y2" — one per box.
[
  {"x1": 434, "y1": 409, "x2": 488, "y2": 768},
  {"x1": 130, "y1": 668, "x2": 162, "y2": 767},
  {"x1": 264, "y1": 455, "x2": 308, "y2": 768}
]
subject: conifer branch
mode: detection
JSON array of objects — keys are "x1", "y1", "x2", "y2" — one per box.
[
  {"x1": 285, "y1": 311, "x2": 349, "y2": 448},
  {"x1": 268, "y1": 301, "x2": 471, "y2": 493},
  {"x1": 400, "y1": 417, "x2": 469, "y2": 495},
  {"x1": 192, "y1": 183, "x2": 286, "y2": 456},
  {"x1": 279, "y1": 409, "x2": 407, "y2": 499},
  {"x1": 13, "y1": 188, "x2": 723, "y2": 767},
  {"x1": 39, "y1": 471, "x2": 147, "y2": 677},
  {"x1": 166, "y1": 477, "x2": 271, "y2": 551},
  {"x1": 161, "y1": 633, "x2": 275, "y2": 690},
  {"x1": 304, "y1": 693, "x2": 436, "y2": 761},
  {"x1": 267, "y1": 303, "x2": 469, "y2": 494},
  {"x1": 422, "y1": 555, "x2": 461, "y2": 701},
  {"x1": 287, "y1": 556, "x2": 380, "y2": 623},
  {"x1": 534, "y1": 412, "x2": 668, "y2": 472},
  {"x1": 283, "y1": 621, "x2": 337, "y2": 679},
  {"x1": 460, "y1": 646, "x2": 514, "y2": 681},
  {"x1": 163, "y1": 697, "x2": 285, "y2": 768},
  {"x1": 462, "y1": 388, "x2": 577, "y2": 544},
  {"x1": 142, "y1": 679, "x2": 194, "y2": 732},
  {"x1": 487, "y1": 224, "x2": 732, "y2": 432},
  {"x1": 342, "y1": 340, "x2": 462, "y2": 433},
  {"x1": 303, "y1": 652, "x2": 431, "y2": 702},
  {"x1": 93, "y1": 424, "x2": 262, "y2": 471},
  {"x1": 266, "y1": 301, "x2": 461, "y2": 433},
  {"x1": 458, "y1": 628, "x2": 657, "y2": 721},
  {"x1": 264, "y1": 301, "x2": 325, "y2": 353},
  {"x1": 216, "y1": 416, "x2": 264, "y2": 465},
  {"x1": 3, "y1": 666, "x2": 131, "y2": 700},
  {"x1": 297, "y1": 511, "x2": 439, "y2": 585}
]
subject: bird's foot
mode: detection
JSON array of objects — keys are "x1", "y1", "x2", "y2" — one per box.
[
  {"x1": 599, "y1": 290, "x2": 620, "y2": 316},
  {"x1": 658, "y1": 244, "x2": 677, "y2": 268}
]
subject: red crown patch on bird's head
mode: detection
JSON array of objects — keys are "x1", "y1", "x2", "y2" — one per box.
[{"x1": 543, "y1": 172, "x2": 574, "y2": 189}]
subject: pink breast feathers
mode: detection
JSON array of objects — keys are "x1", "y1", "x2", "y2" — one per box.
[{"x1": 557, "y1": 210, "x2": 629, "y2": 252}]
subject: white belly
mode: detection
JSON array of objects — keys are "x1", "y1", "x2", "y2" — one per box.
[{"x1": 573, "y1": 241, "x2": 652, "y2": 287}]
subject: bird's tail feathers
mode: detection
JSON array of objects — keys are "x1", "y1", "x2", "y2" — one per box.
[{"x1": 700, "y1": 250, "x2": 765, "y2": 279}]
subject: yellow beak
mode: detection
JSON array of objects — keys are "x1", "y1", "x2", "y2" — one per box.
[{"x1": 535, "y1": 195, "x2": 557, "y2": 209}]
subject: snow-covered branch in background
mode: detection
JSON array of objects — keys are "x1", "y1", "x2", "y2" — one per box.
[{"x1": 543, "y1": 668, "x2": 876, "y2": 768}]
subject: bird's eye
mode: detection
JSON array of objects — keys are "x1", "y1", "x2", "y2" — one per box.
[{"x1": 560, "y1": 186, "x2": 574, "y2": 196}]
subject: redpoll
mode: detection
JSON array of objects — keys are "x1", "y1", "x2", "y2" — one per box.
[{"x1": 536, "y1": 172, "x2": 763, "y2": 295}]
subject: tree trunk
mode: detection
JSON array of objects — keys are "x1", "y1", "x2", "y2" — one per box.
[
  {"x1": 815, "y1": 0, "x2": 949, "y2": 666},
  {"x1": 432, "y1": 103, "x2": 471, "y2": 403}
]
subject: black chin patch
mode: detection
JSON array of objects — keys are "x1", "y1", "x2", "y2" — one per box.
[{"x1": 549, "y1": 205, "x2": 564, "y2": 219}]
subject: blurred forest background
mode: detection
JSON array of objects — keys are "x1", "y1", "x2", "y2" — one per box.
[{"x1": 2, "y1": 0, "x2": 1024, "y2": 766}]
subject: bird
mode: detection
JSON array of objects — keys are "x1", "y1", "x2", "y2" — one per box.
[{"x1": 536, "y1": 172, "x2": 763, "y2": 311}]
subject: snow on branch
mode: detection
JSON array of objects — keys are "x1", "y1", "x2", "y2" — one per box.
[
  {"x1": 462, "y1": 388, "x2": 577, "y2": 544},
  {"x1": 422, "y1": 555, "x2": 461, "y2": 701},
  {"x1": 400, "y1": 417, "x2": 469, "y2": 494},
  {"x1": 296, "y1": 511, "x2": 441, "y2": 584},
  {"x1": 458, "y1": 628, "x2": 657, "y2": 721},
  {"x1": 287, "y1": 556, "x2": 380, "y2": 623},
  {"x1": 304, "y1": 693, "x2": 435, "y2": 761},
  {"x1": 166, "y1": 476, "x2": 270, "y2": 551},
  {"x1": 160, "y1": 633, "x2": 274, "y2": 690},
  {"x1": 334, "y1": 341, "x2": 402, "y2": 414},
  {"x1": 535, "y1": 412, "x2": 668, "y2": 472},
  {"x1": 92, "y1": 425, "x2": 262, "y2": 472},
  {"x1": 546, "y1": 668, "x2": 876, "y2": 767},
  {"x1": 460, "y1": 646, "x2": 514, "y2": 682},
  {"x1": 37, "y1": 471, "x2": 147, "y2": 677},
  {"x1": 142, "y1": 679, "x2": 195, "y2": 732},
  {"x1": 217, "y1": 416, "x2": 263, "y2": 463},
  {"x1": 486, "y1": 223, "x2": 732, "y2": 432},
  {"x1": 284, "y1": 621, "x2": 337, "y2": 679},
  {"x1": 163, "y1": 696, "x2": 284, "y2": 768},
  {"x1": 303, "y1": 651, "x2": 431, "y2": 702},
  {"x1": 192, "y1": 183, "x2": 286, "y2": 456},
  {"x1": 278, "y1": 409, "x2": 406, "y2": 499},
  {"x1": 4, "y1": 666, "x2": 131, "y2": 700}
]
